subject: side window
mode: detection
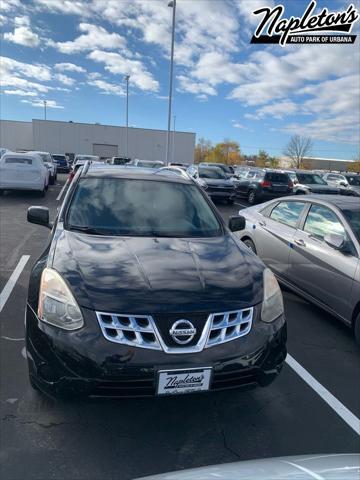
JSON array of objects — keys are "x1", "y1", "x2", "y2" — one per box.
[
  {"x1": 269, "y1": 201, "x2": 305, "y2": 228},
  {"x1": 304, "y1": 205, "x2": 346, "y2": 239}
]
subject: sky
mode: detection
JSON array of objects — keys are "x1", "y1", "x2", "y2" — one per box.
[{"x1": 0, "y1": 0, "x2": 359, "y2": 159}]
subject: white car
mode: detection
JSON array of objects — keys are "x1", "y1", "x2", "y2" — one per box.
[
  {"x1": 0, "y1": 153, "x2": 49, "y2": 196},
  {"x1": 29, "y1": 151, "x2": 57, "y2": 185},
  {"x1": 322, "y1": 172, "x2": 349, "y2": 187},
  {"x1": 128, "y1": 159, "x2": 165, "y2": 168}
]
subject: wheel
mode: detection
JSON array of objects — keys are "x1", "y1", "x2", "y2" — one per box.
[
  {"x1": 353, "y1": 312, "x2": 360, "y2": 344},
  {"x1": 242, "y1": 238, "x2": 257, "y2": 253},
  {"x1": 296, "y1": 190, "x2": 305, "y2": 195},
  {"x1": 39, "y1": 187, "x2": 45, "y2": 197},
  {"x1": 247, "y1": 190, "x2": 257, "y2": 205},
  {"x1": 227, "y1": 198, "x2": 234, "y2": 205},
  {"x1": 49, "y1": 175, "x2": 55, "y2": 185}
]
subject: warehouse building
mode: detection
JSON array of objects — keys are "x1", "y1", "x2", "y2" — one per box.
[
  {"x1": 0, "y1": 119, "x2": 196, "y2": 164},
  {"x1": 279, "y1": 156, "x2": 354, "y2": 171}
]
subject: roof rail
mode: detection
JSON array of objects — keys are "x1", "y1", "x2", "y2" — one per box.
[
  {"x1": 154, "y1": 166, "x2": 190, "y2": 180},
  {"x1": 82, "y1": 160, "x2": 91, "y2": 175}
]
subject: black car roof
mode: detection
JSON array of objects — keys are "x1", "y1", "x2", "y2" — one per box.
[{"x1": 82, "y1": 164, "x2": 192, "y2": 184}]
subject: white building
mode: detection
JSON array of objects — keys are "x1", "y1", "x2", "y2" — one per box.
[{"x1": 0, "y1": 119, "x2": 196, "y2": 163}]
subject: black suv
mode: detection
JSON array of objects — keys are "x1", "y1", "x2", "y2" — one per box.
[
  {"x1": 236, "y1": 170, "x2": 293, "y2": 204},
  {"x1": 290, "y1": 171, "x2": 341, "y2": 195},
  {"x1": 26, "y1": 165, "x2": 286, "y2": 398}
]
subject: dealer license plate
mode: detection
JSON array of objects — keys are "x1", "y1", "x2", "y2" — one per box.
[{"x1": 157, "y1": 368, "x2": 212, "y2": 396}]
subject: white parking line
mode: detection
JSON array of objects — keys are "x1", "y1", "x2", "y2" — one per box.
[
  {"x1": 235, "y1": 201, "x2": 248, "y2": 208},
  {"x1": 0, "y1": 255, "x2": 30, "y2": 313},
  {"x1": 286, "y1": 353, "x2": 360, "y2": 436},
  {"x1": 56, "y1": 178, "x2": 69, "y2": 202}
]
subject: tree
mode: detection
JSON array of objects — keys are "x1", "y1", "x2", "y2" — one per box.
[
  {"x1": 256, "y1": 150, "x2": 269, "y2": 167},
  {"x1": 268, "y1": 156, "x2": 280, "y2": 168},
  {"x1": 194, "y1": 138, "x2": 212, "y2": 164},
  {"x1": 283, "y1": 135, "x2": 313, "y2": 169},
  {"x1": 347, "y1": 161, "x2": 360, "y2": 173},
  {"x1": 206, "y1": 140, "x2": 241, "y2": 165}
]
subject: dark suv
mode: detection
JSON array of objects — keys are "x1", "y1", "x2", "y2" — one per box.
[
  {"x1": 25, "y1": 165, "x2": 286, "y2": 399},
  {"x1": 236, "y1": 170, "x2": 293, "y2": 204}
]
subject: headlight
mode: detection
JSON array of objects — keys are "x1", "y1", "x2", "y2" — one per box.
[
  {"x1": 38, "y1": 268, "x2": 84, "y2": 330},
  {"x1": 261, "y1": 268, "x2": 284, "y2": 323}
]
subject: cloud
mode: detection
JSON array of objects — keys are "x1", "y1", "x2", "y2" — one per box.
[
  {"x1": 0, "y1": 56, "x2": 51, "y2": 93},
  {"x1": 51, "y1": 23, "x2": 126, "y2": 54},
  {"x1": 88, "y1": 50, "x2": 159, "y2": 92},
  {"x1": 34, "y1": 0, "x2": 86, "y2": 15},
  {"x1": 3, "y1": 89, "x2": 37, "y2": 96},
  {"x1": 4, "y1": 23, "x2": 40, "y2": 47},
  {"x1": 177, "y1": 75, "x2": 216, "y2": 98},
  {"x1": 88, "y1": 79, "x2": 125, "y2": 96},
  {"x1": 245, "y1": 100, "x2": 298, "y2": 120},
  {"x1": 21, "y1": 99, "x2": 64, "y2": 109},
  {"x1": 236, "y1": 0, "x2": 275, "y2": 26},
  {"x1": 231, "y1": 121, "x2": 247, "y2": 129},
  {"x1": 55, "y1": 62, "x2": 86, "y2": 73},
  {"x1": 54, "y1": 73, "x2": 75, "y2": 86},
  {"x1": 1, "y1": 0, "x2": 21, "y2": 12}
]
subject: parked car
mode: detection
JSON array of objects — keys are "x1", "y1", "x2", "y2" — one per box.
[
  {"x1": 0, "y1": 148, "x2": 10, "y2": 158},
  {"x1": 136, "y1": 454, "x2": 360, "y2": 480},
  {"x1": 52, "y1": 154, "x2": 70, "y2": 173},
  {"x1": 200, "y1": 162, "x2": 234, "y2": 178},
  {"x1": 322, "y1": 172, "x2": 349, "y2": 187},
  {"x1": 236, "y1": 169, "x2": 293, "y2": 204},
  {"x1": 0, "y1": 152, "x2": 49, "y2": 196},
  {"x1": 128, "y1": 159, "x2": 165, "y2": 168},
  {"x1": 187, "y1": 165, "x2": 236, "y2": 203},
  {"x1": 69, "y1": 155, "x2": 102, "y2": 181},
  {"x1": 235, "y1": 195, "x2": 360, "y2": 343},
  {"x1": 110, "y1": 156, "x2": 132, "y2": 165},
  {"x1": 29, "y1": 151, "x2": 57, "y2": 184},
  {"x1": 343, "y1": 173, "x2": 360, "y2": 196},
  {"x1": 290, "y1": 171, "x2": 341, "y2": 195},
  {"x1": 25, "y1": 164, "x2": 286, "y2": 399}
]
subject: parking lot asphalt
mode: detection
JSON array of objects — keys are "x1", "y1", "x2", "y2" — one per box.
[{"x1": 0, "y1": 175, "x2": 359, "y2": 480}]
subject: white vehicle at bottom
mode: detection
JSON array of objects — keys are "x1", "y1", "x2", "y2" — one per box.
[{"x1": 0, "y1": 153, "x2": 49, "y2": 196}]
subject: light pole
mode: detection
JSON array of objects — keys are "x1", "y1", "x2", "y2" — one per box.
[
  {"x1": 165, "y1": 0, "x2": 176, "y2": 165},
  {"x1": 124, "y1": 74, "x2": 130, "y2": 158},
  {"x1": 44, "y1": 100, "x2": 47, "y2": 120},
  {"x1": 172, "y1": 115, "x2": 176, "y2": 163}
]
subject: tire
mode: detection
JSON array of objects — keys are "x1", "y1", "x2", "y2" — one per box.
[
  {"x1": 354, "y1": 313, "x2": 360, "y2": 346},
  {"x1": 296, "y1": 190, "x2": 305, "y2": 195},
  {"x1": 39, "y1": 187, "x2": 45, "y2": 197},
  {"x1": 49, "y1": 175, "x2": 55, "y2": 185},
  {"x1": 247, "y1": 190, "x2": 257, "y2": 205},
  {"x1": 242, "y1": 238, "x2": 257, "y2": 253}
]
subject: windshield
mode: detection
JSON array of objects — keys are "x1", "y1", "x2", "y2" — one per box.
[
  {"x1": 66, "y1": 178, "x2": 222, "y2": 237},
  {"x1": 52, "y1": 155, "x2": 66, "y2": 161},
  {"x1": 343, "y1": 208, "x2": 360, "y2": 242},
  {"x1": 37, "y1": 153, "x2": 52, "y2": 163},
  {"x1": 297, "y1": 173, "x2": 327, "y2": 185},
  {"x1": 346, "y1": 176, "x2": 360, "y2": 186},
  {"x1": 199, "y1": 168, "x2": 226, "y2": 179}
]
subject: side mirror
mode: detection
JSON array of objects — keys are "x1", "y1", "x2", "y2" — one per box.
[
  {"x1": 229, "y1": 215, "x2": 246, "y2": 232},
  {"x1": 27, "y1": 206, "x2": 52, "y2": 229},
  {"x1": 324, "y1": 233, "x2": 345, "y2": 250}
]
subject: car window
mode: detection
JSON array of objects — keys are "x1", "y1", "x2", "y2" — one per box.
[
  {"x1": 346, "y1": 176, "x2": 360, "y2": 186},
  {"x1": 327, "y1": 174, "x2": 344, "y2": 181},
  {"x1": 304, "y1": 205, "x2": 346, "y2": 239},
  {"x1": 341, "y1": 208, "x2": 360, "y2": 243},
  {"x1": 265, "y1": 172, "x2": 290, "y2": 183},
  {"x1": 269, "y1": 201, "x2": 305, "y2": 228},
  {"x1": 199, "y1": 168, "x2": 226, "y2": 179},
  {"x1": 66, "y1": 178, "x2": 222, "y2": 237},
  {"x1": 296, "y1": 173, "x2": 327, "y2": 185},
  {"x1": 4, "y1": 157, "x2": 33, "y2": 165}
]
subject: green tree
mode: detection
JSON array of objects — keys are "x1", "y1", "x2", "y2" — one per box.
[{"x1": 256, "y1": 150, "x2": 269, "y2": 167}]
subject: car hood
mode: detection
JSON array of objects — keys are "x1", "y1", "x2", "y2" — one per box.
[
  {"x1": 203, "y1": 178, "x2": 233, "y2": 187},
  {"x1": 300, "y1": 183, "x2": 340, "y2": 193},
  {"x1": 51, "y1": 229, "x2": 264, "y2": 313},
  {"x1": 135, "y1": 454, "x2": 360, "y2": 480}
]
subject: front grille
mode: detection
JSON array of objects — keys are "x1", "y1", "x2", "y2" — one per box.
[
  {"x1": 206, "y1": 309, "x2": 253, "y2": 348},
  {"x1": 96, "y1": 307, "x2": 254, "y2": 354},
  {"x1": 96, "y1": 313, "x2": 162, "y2": 350},
  {"x1": 211, "y1": 367, "x2": 259, "y2": 390}
]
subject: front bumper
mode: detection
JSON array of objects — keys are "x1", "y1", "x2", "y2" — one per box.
[{"x1": 26, "y1": 303, "x2": 287, "y2": 398}]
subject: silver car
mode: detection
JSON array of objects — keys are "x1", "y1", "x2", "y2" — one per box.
[{"x1": 234, "y1": 195, "x2": 360, "y2": 344}]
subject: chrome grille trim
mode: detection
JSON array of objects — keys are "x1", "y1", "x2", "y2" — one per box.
[{"x1": 96, "y1": 307, "x2": 253, "y2": 354}]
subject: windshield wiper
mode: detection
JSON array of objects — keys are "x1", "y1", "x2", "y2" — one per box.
[{"x1": 68, "y1": 225, "x2": 113, "y2": 235}]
